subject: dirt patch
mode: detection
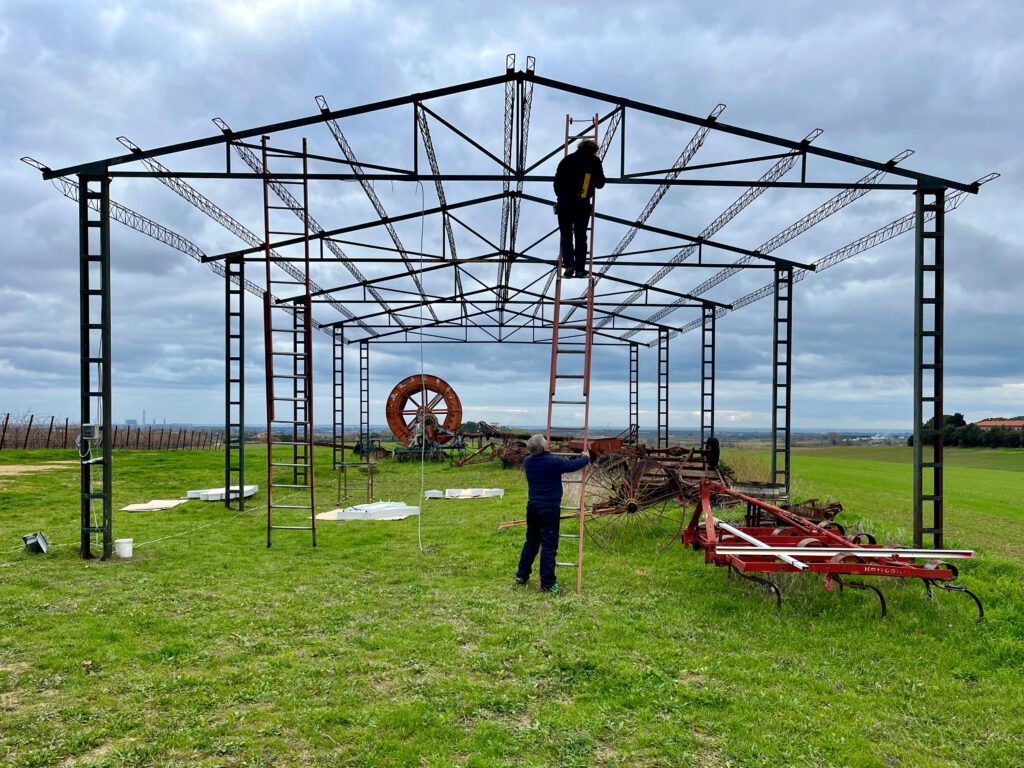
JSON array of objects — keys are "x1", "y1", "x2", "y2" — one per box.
[
  {"x1": 0, "y1": 460, "x2": 76, "y2": 479},
  {"x1": 57, "y1": 740, "x2": 116, "y2": 768},
  {"x1": 0, "y1": 462, "x2": 77, "y2": 484}
]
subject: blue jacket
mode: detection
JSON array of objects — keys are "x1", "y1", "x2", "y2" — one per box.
[{"x1": 523, "y1": 451, "x2": 590, "y2": 506}]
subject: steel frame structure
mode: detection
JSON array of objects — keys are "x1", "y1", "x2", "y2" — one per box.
[
  {"x1": 26, "y1": 58, "x2": 989, "y2": 559},
  {"x1": 700, "y1": 306, "x2": 715, "y2": 447},
  {"x1": 913, "y1": 189, "x2": 945, "y2": 548},
  {"x1": 770, "y1": 267, "x2": 794, "y2": 491}
]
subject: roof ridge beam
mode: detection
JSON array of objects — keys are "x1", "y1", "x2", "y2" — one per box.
[
  {"x1": 40, "y1": 72, "x2": 515, "y2": 179},
  {"x1": 526, "y1": 72, "x2": 977, "y2": 193}
]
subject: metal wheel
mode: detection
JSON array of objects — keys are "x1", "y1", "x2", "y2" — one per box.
[
  {"x1": 385, "y1": 374, "x2": 463, "y2": 445},
  {"x1": 578, "y1": 453, "x2": 686, "y2": 551}
]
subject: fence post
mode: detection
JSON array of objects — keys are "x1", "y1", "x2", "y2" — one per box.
[
  {"x1": 1, "y1": 413, "x2": 9, "y2": 450},
  {"x1": 112, "y1": 425, "x2": 119, "y2": 449},
  {"x1": 23, "y1": 414, "x2": 34, "y2": 449},
  {"x1": 46, "y1": 416, "x2": 55, "y2": 448},
  {"x1": 64, "y1": 418, "x2": 69, "y2": 449}
]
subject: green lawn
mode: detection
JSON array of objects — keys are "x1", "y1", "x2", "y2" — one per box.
[
  {"x1": 793, "y1": 445, "x2": 1024, "y2": 472},
  {"x1": 1, "y1": 446, "x2": 1022, "y2": 767}
]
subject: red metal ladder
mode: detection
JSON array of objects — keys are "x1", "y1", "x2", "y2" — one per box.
[
  {"x1": 262, "y1": 137, "x2": 317, "y2": 547},
  {"x1": 545, "y1": 114, "x2": 599, "y2": 593}
]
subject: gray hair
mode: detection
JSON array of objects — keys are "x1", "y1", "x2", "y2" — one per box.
[{"x1": 526, "y1": 434, "x2": 547, "y2": 455}]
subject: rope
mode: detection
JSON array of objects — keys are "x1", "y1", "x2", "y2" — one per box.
[
  {"x1": 3, "y1": 504, "x2": 258, "y2": 565},
  {"x1": 134, "y1": 508, "x2": 253, "y2": 549}
]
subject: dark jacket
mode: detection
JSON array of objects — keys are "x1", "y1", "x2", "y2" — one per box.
[
  {"x1": 523, "y1": 451, "x2": 590, "y2": 506},
  {"x1": 553, "y1": 149, "x2": 606, "y2": 200}
]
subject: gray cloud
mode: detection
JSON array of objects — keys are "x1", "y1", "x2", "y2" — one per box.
[{"x1": 2, "y1": 0, "x2": 1020, "y2": 430}]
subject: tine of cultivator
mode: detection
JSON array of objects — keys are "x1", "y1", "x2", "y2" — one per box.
[
  {"x1": 845, "y1": 581, "x2": 887, "y2": 619},
  {"x1": 730, "y1": 565, "x2": 782, "y2": 607},
  {"x1": 932, "y1": 582, "x2": 985, "y2": 622}
]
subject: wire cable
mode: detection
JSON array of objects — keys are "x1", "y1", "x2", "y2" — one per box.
[{"x1": 134, "y1": 507, "x2": 255, "y2": 549}]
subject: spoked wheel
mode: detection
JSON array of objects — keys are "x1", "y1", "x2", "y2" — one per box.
[
  {"x1": 579, "y1": 453, "x2": 686, "y2": 551},
  {"x1": 385, "y1": 374, "x2": 462, "y2": 445}
]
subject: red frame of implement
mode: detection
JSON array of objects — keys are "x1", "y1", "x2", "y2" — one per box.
[{"x1": 685, "y1": 480, "x2": 972, "y2": 582}]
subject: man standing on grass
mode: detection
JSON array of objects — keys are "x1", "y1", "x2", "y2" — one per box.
[{"x1": 515, "y1": 434, "x2": 589, "y2": 593}]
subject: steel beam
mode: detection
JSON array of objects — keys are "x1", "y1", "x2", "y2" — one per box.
[
  {"x1": 657, "y1": 330, "x2": 669, "y2": 449},
  {"x1": 629, "y1": 343, "x2": 639, "y2": 440},
  {"x1": 225, "y1": 256, "x2": 245, "y2": 509},
  {"x1": 78, "y1": 173, "x2": 113, "y2": 560},
  {"x1": 359, "y1": 340, "x2": 370, "y2": 455},
  {"x1": 334, "y1": 326, "x2": 345, "y2": 469},
  {"x1": 770, "y1": 267, "x2": 793, "y2": 492},
  {"x1": 914, "y1": 188, "x2": 945, "y2": 549},
  {"x1": 701, "y1": 306, "x2": 716, "y2": 446}
]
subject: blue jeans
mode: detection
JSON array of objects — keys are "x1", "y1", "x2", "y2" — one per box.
[
  {"x1": 516, "y1": 500, "x2": 560, "y2": 589},
  {"x1": 557, "y1": 197, "x2": 592, "y2": 273}
]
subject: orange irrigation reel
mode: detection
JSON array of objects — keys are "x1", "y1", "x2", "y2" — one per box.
[{"x1": 385, "y1": 374, "x2": 463, "y2": 445}]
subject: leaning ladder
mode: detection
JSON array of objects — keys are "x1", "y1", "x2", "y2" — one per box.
[
  {"x1": 262, "y1": 137, "x2": 316, "y2": 547},
  {"x1": 545, "y1": 113, "x2": 599, "y2": 593}
]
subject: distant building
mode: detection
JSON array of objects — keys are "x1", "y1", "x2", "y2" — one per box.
[
  {"x1": 125, "y1": 419, "x2": 138, "y2": 426},
  {"x1": 975, "y1": 419, "x2": 1024, "y2": 432}
]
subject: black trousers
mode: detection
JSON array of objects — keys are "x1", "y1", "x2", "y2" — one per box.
[
  {"x1": 556, "y1": 197, "x2": 592, "y2": 273},
  {"x1": 516, "y1": 500, "x2": 560, "y2": 589}
]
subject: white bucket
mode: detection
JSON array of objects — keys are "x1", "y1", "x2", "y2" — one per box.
[{"x1": 114, "y1": 538, "x2": 133, "y2": 559}]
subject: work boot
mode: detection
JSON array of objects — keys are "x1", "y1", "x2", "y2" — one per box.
[
  {"x1": 563, "y1": 269, "x2": 573, "y2": 279},
  {"x1": 540, "y1": 583, "x2": 561, "y2": 594},
  {"x1": 573, "y1": 270, "x2": 589, "y2": 279},
  {"x1": 514, "y1": 576, "x2": 528, "y2": 587}
]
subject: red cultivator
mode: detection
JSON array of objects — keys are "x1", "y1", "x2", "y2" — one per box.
[{"x1": 685, "y1": 479, "x2": 983, "y2": 620}]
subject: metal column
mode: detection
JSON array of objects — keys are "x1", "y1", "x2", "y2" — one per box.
[
  {"x1": 701, "y1": 305, "x2": 716, "y2": 447},
  {"x1": 771, "y1": 267, "x2": 793, "y2": 492},
  {"x1": 914, "y1": 188, "x2": 945, "y2": 548},
  {"x1": 78, "y1": 173, "x2": 112, "y2": 560},
  {"x1": 359, "y1": 340, "x2": 370, "y2": 454},
  {"x1": 657, "y1": 329, "x2": 669, "y2": 449},
  {"x1": 263, "y1": 137, "x2": 316, "y2": 547},
  {"x1": 225, "y1": 257, "x2": 245, "y2": 509},
  {"x1": 333, "y1": 326, "x2": 345, "y2": 468},
  {"x1": 628, "y1": 343, "x2": 639, "y2": 442}
]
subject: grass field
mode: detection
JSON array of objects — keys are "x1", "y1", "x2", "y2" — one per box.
[{"x1": 1, "y1": 446, "x2": 1023, "y2": 767}]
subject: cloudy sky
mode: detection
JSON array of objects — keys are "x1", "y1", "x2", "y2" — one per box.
[{"x1": 1, "y1": 0, "x2": 1020, "y2": 432}]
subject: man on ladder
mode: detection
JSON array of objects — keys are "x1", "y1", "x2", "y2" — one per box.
[{"x1": 553, "y1": 138, "x2": 605, "y2": 278}]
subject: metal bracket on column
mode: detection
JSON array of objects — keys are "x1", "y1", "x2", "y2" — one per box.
[
  {"x1": 701, "y1": 305, "x2": 716, "y2": 447},
  {"x1": 78, "y1": 173, "x2": 113, "y2": 560},
  {"x1": 770, "y1": 267, "x2": 793, "y2": 493},
  {"x1": 914, "y1": 187, "x2": 945, "y2": 549},
  {"x1": 657, "y1": 329, "x2": 669, "y2": 449}
]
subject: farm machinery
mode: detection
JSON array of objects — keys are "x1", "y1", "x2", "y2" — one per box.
[
  {"x1": 685, "y1": 479, "x2": 983, "y2": 619},
  {"x1": 501, "y1": 440, "x2": 982, "y2": 618}
]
